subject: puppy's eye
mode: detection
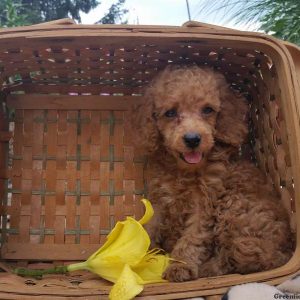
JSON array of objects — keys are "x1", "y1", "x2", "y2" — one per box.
[
  {"x1": 164, "y1": 108, "x2": 177, "y2": 118},
  {"x1": 202, "y1": 106, "x2": 214, "y2": 115}
]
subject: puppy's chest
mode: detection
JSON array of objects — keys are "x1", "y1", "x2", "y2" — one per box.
[{"x1": 160, "y1": 177, "x2": 207, "y2": 213}]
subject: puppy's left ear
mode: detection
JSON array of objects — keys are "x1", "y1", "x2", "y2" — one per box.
[
  {"x1": 215, "y1": 82, "x2": 249, "y2": 147},
  {"x1": 130, "y1": 90, "x2": 160, "y2": 154}
]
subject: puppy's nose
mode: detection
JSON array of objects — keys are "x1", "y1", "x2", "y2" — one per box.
[{"x1": 183, "y1": 133, "x2": 201, "y2": 149}]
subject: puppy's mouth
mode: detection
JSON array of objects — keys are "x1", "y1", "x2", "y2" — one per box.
[{"x1": 179, "y1": 151, "x2": 203, "y2": 164}]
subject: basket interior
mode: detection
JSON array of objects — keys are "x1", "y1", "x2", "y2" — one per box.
[{"x1": 0, "y1": 32, "x2": 296, "y2": 268}]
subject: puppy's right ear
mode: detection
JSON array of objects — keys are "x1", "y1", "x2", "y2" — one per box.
[{"x1": 131, "y1": 91, "x2": 160, "y2": 154}]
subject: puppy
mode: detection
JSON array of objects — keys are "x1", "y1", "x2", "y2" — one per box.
[{"x1": 133, "y1": 65, "x2": 293, "y2": 282}]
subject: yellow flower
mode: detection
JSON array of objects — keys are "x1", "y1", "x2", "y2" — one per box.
[
  {"x1": 67, "y1": 199, "x2": 170, "y2": 300},
  {"x1": 109, "y1": 264, "x2": 143, "y2": 300}
]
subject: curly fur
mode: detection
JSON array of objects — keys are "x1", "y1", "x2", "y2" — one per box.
[{"x1": 132, "y1": 65, "x2": 293, "y2": 282}]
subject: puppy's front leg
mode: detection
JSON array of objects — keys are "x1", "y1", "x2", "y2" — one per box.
[{"x1": 163, "y1": 212, "x2": 213, "y2": 282}]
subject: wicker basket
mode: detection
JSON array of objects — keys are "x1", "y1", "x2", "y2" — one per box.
[{"x1": 0, "y1": 18, "x2": 299, "y2": 299}]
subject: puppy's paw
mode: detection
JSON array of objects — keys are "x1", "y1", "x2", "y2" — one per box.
[{"x1": 163, "y1": 262, "x2": 198, "y2": 282}]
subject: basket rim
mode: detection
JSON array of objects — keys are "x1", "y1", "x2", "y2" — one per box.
[{"x1": 0, "y1": 18, "x2": 289, "y2": 41}]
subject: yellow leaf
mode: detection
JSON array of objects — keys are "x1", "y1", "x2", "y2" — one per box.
[
  {"x1": 88, "y1": 217, "x2": 149, "y2": 268},
  {"x1": 133, "y1": 250, "x2": 170, "y2": 284},
  {"x1": 138, "y1": 198, "x2": 154, "y2": 225},
  {"x1": 109, "y1": 264, "x2": 143, "y2": 300}
]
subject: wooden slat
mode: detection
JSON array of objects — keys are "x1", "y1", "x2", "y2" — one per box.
[
  {"x1": 6, "y1": 94, "x2": 141, "y2": 110},
  {"x1": 0, "y1": 22, "x2": 256, "y2": 38},
  {"x1": 5, "y1": 84, "x2": 140, "y2": 95},
  {"x1": 1, "y1": 243, "x2": 101, "y2": 260},
  {"x1": 0, "y1": 169, "x2": 10, "y2": 179},
  {"x1": 0, "y1": 131, "x2": 13, "y2": 142},
  {"x1": 206, "y1": 296, "x2": 222, "y2": 300}
]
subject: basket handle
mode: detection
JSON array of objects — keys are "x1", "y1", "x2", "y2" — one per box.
[
  {"x1": 31, "y1": 18, "x2": 76, "y2": 27},
  {"x1": 182, "y1": 20, "x2": 240, "y2": 32}
]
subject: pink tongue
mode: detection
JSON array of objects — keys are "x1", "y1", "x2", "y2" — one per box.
[{"x1": 183, "y1": 152, "x2": 202, "y2": 164}]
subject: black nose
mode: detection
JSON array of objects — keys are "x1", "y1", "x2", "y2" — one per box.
[{"x1": 183, "y1": 133, "x2": 201, "y2": 149}]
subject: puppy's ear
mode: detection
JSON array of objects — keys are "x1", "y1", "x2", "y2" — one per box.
[
  {"x1": 131, "y1": 90, "x2": 160, "y2": 154},
  {"x1": 215, "y1": 79, "x2": 249, "y2": 147}
]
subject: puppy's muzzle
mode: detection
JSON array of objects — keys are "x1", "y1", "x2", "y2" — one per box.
[{"x1": 183, "y1": 133, "x2": 201, "y2": 149}]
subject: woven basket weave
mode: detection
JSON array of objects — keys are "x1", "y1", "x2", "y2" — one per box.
[{"x1": 0, "y1": 19, "x2": 299, "y2": 299}]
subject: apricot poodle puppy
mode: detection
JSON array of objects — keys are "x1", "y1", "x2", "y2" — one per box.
[{"x1": 133, "y1": 65, "x2": 293, "y2": 282}]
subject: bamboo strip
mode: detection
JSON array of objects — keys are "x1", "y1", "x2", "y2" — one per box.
[{"x1": 6, "y1": 94, "x2": 141, "y2": 110}]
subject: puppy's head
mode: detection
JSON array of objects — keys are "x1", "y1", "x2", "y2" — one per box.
[{"x1": 133, "y1": 66, "x2": 248, "y2": 170}]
